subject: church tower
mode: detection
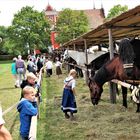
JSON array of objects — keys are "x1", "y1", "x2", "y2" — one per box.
[{"x1": 44, "y1": 3, "x2": 58, "y2": 30}]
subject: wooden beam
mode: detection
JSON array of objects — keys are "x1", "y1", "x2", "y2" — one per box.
[
  {"x1": 112, "y1": 79, "x2": 135, "y2": 90},
  {"x1": 108, "y1": 25, "x2": 140, "y2": 29}
]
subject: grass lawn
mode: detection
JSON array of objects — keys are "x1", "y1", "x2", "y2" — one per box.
[
  {"x1": 0, "y1": 60, "x2": 21, "y2": 139},
  {"x1": 1, "y1": 61, "x2": 140, "y2": 140}
]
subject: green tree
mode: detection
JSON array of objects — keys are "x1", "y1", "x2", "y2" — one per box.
[
  {"x1": 107, "y1": 4, "x2": 128, "y2": 19},
  {"x1": 0, "y1": 26, "x2": 9, "y2": 54},
  {"x1": 8, "y1": 6, "x2": 51, "y2": 55},
  {"x1": 56, "y1": 8, "x2": 88, "y2": 44}
]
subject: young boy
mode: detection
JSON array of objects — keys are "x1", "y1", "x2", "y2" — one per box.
[
  {"x1": 20, "y1": 72, "x2": 40, "y2": 100},
  {"x1": 17, "y1": 86, "x2": 38, "y2": 140}
]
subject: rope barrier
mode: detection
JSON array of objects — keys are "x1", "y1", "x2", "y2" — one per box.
[
  {"x1": 2, "y1": 102, "x2": 18, "y2": 116},
  {"x1": 131, "y1": 85, "x2": 140, "y2": 103},
  {"x1": 112, "y1": 79, "x2": 140, "y2": 103}
]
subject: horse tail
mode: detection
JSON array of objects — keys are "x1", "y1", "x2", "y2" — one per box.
[{"x1": 118, "y1": 39, "x2": 135, "y2": 63}]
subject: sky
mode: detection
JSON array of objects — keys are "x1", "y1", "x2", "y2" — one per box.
[{"x1": 0, "y1": 0, "x2": 140, "y2": 27}]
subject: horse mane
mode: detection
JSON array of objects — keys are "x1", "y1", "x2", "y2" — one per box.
[
  {"x1": 94, "y1": 65, "x2": 110, "y2": 86},
  {"x1": 118, "y1": 39, "x2": 135, "y2": 63},
  {"x1": 119, "y1": 39, "x2": 135, "y2": 63},
  {"x1": 130, "y1": 39, "x2": 140, "y2": 68}
]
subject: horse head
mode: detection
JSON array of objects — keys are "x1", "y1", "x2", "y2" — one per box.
[{"x1": 88, "y1": 77, "x2": 103, "y2": 105}]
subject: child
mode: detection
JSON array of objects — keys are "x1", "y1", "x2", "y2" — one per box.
[
  {"x1": 11, "y1": 57, "x2": 18, "y2": 88},
  {"x1": 20, "y1": 72, "x2": 40, "y2": 100},
  {"x1": 61, "y1": 69, "x2": 77, "y2": 120},
  {"x1": 0, "y1": 105, "x2": 12, "y2": 140},
  {"x1": 17, "y1": 86, "x2": 38, "y2": 140}
]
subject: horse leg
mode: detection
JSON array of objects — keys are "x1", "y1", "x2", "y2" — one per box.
[
  {"x1": 136, "y1": 104, "x2": 140, "y2": 112},
  {"x1": 121, "y1": 86, "x2": 127, "y2": 108}
]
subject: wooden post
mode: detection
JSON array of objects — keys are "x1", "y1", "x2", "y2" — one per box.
[
  {"x1": 108, "y1": 29, "x2": 116, "y2": 104},
  {"x1": 74, "y1": 44, "x2": 76, "y2": 51},
  {"x1": 84, "y1": 39, "x2": 88, "y2": 65},
  {"x1": 84, "y1": 39, "x2": 88, "y2": 84}
]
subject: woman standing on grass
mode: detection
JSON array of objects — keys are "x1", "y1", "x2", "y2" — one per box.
[
  {"x1": 11, "y1": 57, "x2": 18, "y2": 88},
  {"x1": 61, "y1": 69, "x2": 77, "y2": 121}
]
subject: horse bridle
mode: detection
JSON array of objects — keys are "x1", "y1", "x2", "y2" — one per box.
[{"x1": 123, "y1": 63, "x2": 133, "y2": 69}]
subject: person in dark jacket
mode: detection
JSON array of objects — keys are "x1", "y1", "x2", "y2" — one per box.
[
  {"x1": 20, "y1": 72, "x2": 40, "y2": 100},
  {"x1": 17, "y1": 86, "x2": 38, "y2": 140},
  {"x1": 36, "y1": 57, "x2": 43, "y2": 73}
]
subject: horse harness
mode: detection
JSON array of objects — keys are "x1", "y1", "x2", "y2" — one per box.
[
  {"x1": 64, "y1": 79, "x2": 73, "y2": 90},
  {"x1": 123, "y1": 63, "x2": 133, "y2": 69}
]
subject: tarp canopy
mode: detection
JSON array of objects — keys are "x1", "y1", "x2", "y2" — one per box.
[{"x1": 67, "y1": 50, "x2": 107, "y2": 65}]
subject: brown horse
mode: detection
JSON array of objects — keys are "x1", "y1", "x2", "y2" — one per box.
[{"x1": 88, "y1": 39, "x2": 140, "y2": 112}]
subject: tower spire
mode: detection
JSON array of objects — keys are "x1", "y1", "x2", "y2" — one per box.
[
  {"x1": 93, "y1": 0, "x2": 95, "y2": 9},
  {"x1": 101, "y1": 0, "x2": 103, "y2": 9}
]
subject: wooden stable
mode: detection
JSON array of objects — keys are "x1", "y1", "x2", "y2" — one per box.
[{"x1": 61, "y1": 5, "x2": 140, "y2": 103}]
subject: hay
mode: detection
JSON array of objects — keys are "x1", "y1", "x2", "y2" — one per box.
[{"x1": 54, "y1": 96, "x2": 62, "y2": 107}]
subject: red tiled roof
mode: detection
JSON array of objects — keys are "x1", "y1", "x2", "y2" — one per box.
[
  {"x1": 82, "y1": 8, "x2": 105, "y2": 29},
  {"x1": 45, "y1": 4, "x2": 53, "y2": 11},
  {"x1": 58, "y1": 8, "x2": 105, "y2": 29}
]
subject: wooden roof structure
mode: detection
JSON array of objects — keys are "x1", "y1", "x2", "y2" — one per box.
[{"x1": 62, "y1": 5, "x2": 140, "y2": 49}]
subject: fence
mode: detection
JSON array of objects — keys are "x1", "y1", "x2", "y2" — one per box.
[
  {"x1": 2, "y1": 69, "x2": 43, "y2": 140},
  {"x1": 28, "y1": 68, "x2": 43, "y2": 140}
]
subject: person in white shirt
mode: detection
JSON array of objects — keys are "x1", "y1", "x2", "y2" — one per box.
[
  {"x1": 0, "y1": 105, "x2": 12, "y2": 140},
  {"x1": 55, "y1": 58, "x2": 62, "y2": 78},
  {"x1": 45, "y1": 58, "x2": 53, "y2": 77}
]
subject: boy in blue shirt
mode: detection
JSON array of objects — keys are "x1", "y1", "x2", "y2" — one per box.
[{"x1": 17, "y1": 86, "x2": 38, "y2": 140}]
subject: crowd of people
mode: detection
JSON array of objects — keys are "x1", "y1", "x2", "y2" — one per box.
[
  {"x1": 11, "y1": 53, "x2": 63, "y2": 88},
  {"x1": 11, "y1": 53, "x2": 64, "y2": 139},
  {"x1": 11, "y1": 54, "x2": 45, "y2": 88}
]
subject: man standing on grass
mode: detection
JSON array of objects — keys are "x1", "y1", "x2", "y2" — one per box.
[
  {"x1": 16, "y1": 55, "x2": 26, "y2": 87},
  {"x1": 45, "y1": 58, "x2": 53, "y2": 77}
]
